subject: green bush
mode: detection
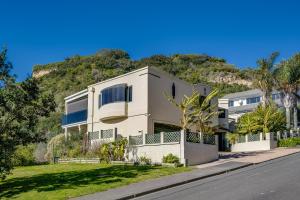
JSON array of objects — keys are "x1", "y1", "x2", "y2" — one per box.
[
  {"x1": 162, "y1": 153, "x2": 180, "y2": 164},
  {"x1": 139, "y1": 156, "x2": 151, "y2": 165},
  {"x1": 278, "y1": 137, "x2": 300, "y2": 147},
  {"x1": 12, "y1": 144, "x2": 36, "y2": 166}
]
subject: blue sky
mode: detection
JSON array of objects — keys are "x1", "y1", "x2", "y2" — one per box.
[{"x1": 1, "y1": 0, "x2": 300, "y2": 81}]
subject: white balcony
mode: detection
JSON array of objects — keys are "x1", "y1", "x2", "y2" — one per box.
[{"x1": 99, "y1": 102, "x2": 127, "y2": 121}]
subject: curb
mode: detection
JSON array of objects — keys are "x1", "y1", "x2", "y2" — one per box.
[{"x1": 115, "y1": 150, "x2": 300, "y2": 200}]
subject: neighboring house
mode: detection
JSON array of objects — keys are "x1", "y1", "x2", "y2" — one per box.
[
  {"x1": 219, "y1": 89, "x2": 282, "y2": 132},
  {"x1": 62, "y1": 66, "x2": 219, "y2": 165}
]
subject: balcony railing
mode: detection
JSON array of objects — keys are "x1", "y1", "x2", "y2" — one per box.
[{"x1": 62, "y1": 109, "x2": 87, "y2": 126}]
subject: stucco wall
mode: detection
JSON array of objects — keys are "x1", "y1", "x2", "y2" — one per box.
[
  {"x1": 231, "y1": 133, "x2": 277, "y2": 152},
  {"x1": 184, "y1": 142, "x2": 219, "y2": 165}
]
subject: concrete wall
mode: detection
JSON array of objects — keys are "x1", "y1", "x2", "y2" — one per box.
[
  {"x1": 127, "y1": 131, "x2": 219, "y2": 166},
  {"x1": 231, "y1": 133, "x2": 277, "y2": 152}
]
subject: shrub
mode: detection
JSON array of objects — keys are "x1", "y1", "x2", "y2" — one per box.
[
  {"x1": 162, "y1": 153, "x2": 180, "y2": 164},
  {"x1": 278, "y1": 138, "x2": 300, "y2": 147},
  {"x1": 12, "y1": 144, "x2": 36, "y2": 166},
  {"x1": 139, "y1": 156, "x2": 151, "y2": 165}
]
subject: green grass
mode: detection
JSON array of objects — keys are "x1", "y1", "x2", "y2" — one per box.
[{"x1": 0, "y1": 163, "x2": 190, "y2": 200}]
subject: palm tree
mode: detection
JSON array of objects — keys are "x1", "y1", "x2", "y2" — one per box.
[
  {"x1": 165, "y1": 91, "x2": 199, "y2": 131},
  {"x1": 191, "y1": 88, "x2": 220, "y2": 134},
  {"x1": 274, "y1": 53, "x2": 300, "y2": 130},
  {"x1": 253, "y1": 52, "x2": 279, "y2": 107}
]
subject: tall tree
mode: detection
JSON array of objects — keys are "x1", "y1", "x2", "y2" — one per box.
[
  {"x1": 165, "y1": 91, "x2": 199, "y2": 131},
  {"x1": 253, "y1": 52, "x2": 279, "y2": 107},
  {"x1": 0, "y1": 48, "x2": 56, "y2": 179},
  {"x1": 274, "y1": 53, "x2": 300, "y2": 130},
  {"x1": 191, "y1": 88, "x2": 220, "y2": 134}
]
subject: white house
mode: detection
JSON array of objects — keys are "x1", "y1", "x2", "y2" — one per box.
[{"x1": 62, "y1": 66, "x2": 219, "y2": 165}]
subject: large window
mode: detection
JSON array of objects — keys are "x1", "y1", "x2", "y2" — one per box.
[
  {"x1": 228, "y1": 100, "x2": 234, "y2": 107},
  {"x1": 246, "y1": 96, "x2": 261, "y2": 104},
  {"x1": 100, "y1": 84, "x2": 132, "y2": 106}
]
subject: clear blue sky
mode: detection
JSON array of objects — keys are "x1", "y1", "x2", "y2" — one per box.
[{"x1": 1, "y1": 0, "x2": 300, "y2": 81}]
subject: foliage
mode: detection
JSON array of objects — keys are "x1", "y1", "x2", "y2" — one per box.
[
  {"x1": 252, "y1": 52, "x2": 279, "y2": 107},
  {"x1": 45, "y1": 134, "x2": 66, "y2": 161},
  {"x1": 11, "y1": 144, "x2": 36, "y2": 166},
  {"x1": 225, "y1": 133, "x2": 240, "y2": 145},
  {"x1": 237, "y1": 103, "x2": 285, "y2": 135},
  {"x1": 165, "y1": 91, "x2": 200, "y2": 130},
  {"x1": 278, "y1": 137, "x2": 300, "y2": 147},
  {"x1": 162, "y1": 153, "x2": 180, "y2": 164},
  {"x1": 274, "y1": 53, "x2": 300, "y2": 129},
  {"x1": 98, "y1": 138, "x2": 128, "y2": 163},
  {"x1": 0, "y1": 163, "x2": 190, "y2": 200},
  {"x1": 139, "y1": 156, "x2": 152, "y2": 165},
  {"x1": 191, "y1": 88, "x2": 220, "y2": 133},
  {"x1": 0, "y1": 48, "x2": 56, "y2": 179}
]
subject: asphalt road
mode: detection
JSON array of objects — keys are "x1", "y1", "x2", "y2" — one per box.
[{"x1": 134, "y1": 153, "x2": 300, "y2": 200}]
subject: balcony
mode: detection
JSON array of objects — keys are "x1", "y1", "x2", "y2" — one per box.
[
  {"x1": 99, "y1": 102, "x2": 127, "y2": 121},
  {"x1": 62, "y1": 109, "x2": 88, "y2": 126}
]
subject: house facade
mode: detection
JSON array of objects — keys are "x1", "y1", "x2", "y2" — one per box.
[
  {"x1": 218, "y1": 89, "x2": 282, "y2": 132},
  {"x1": 62, "y1": 67, "x2": 219, "y2": 165}
]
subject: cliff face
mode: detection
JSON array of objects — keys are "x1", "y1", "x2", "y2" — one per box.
[
  {"x1": 32, "y1": 69, "x2": 55, "y2": 78},
  {"x1": 207, "y1": 72, "x2": 252, "y2": 87}
]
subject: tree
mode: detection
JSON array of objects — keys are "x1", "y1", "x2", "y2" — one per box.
[
  {"x1": 237, "y1": 103, "x2": 285, "y2": 135},
  {"x1": 191, "y1": 88, "x2": 220, "y2": 134},
  {"x1": 165, "y1": 91, "x2": 199, "y2": 131},
  {"x1": 252, "y1": 52, "x2": 279, "y2": 107},
  {"x1": 274, "y1": 53, "x2": 300, "y2": 129},
  {"x1": 0, "y1": 48, "x2": 55, "y2": 179}
]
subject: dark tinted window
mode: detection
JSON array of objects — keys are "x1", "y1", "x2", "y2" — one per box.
[
  {"x1": 246, "y1": 96, "x2": 260, "y2": 104},
  {"x1": 101, "y1": 84, "x2": 126, "y2": 106}
]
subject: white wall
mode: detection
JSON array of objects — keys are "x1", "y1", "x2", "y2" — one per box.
[{"x1": 231, "y1": 133, "x2": 277, "y2": 152}]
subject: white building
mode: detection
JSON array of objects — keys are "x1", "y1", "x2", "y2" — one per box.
[{"x1": 62, "y1": 66, "x2": 219, "y2": 165}]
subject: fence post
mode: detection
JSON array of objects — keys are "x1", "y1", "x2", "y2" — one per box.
[
  {"x1": 161, "y1": 132, "x2": 164, "y2": 144},
  {"x1": 180, "y1": 130, "x2": 186, "y2": 166},
  {"x1": 245, "y1": 134, "x2": 248, "y2": 143},
  {"x1": 143, "y1": 133, "x2": 146, "y2": 145},
  {"x1": 259, "y1": 133, "x2": 263, "y2": 141},
  {"x1": 199, "y1": 132, "x2": 203, "y2": 144}
]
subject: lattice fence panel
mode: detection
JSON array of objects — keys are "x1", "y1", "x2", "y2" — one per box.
[
  {"x1": 163, "y1": 132, "x2": 181, "y2": 143},
  {"x1": 129, "y1": 135, "x2": 143, "y2": 145},
  {"x1": 237, "y1": 135, "x2": 246, "y2": 143},
  {"x1": 248, "y1": 134, "x2": 260, "y2": 142},
  {"x1": 101, "y1": 129, "x2": 113, "y2": 139},
  {"x1": 186, "y1": 132, "x2": 201, "y2": 143},
  {"x1": 203, "y1": 134, "x2": 216, "y2": 145},
  {"x1": 145, "y1": 133, "x2": 161, "y2": 144}
]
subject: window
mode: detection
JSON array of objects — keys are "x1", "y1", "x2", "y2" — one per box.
[
  {"x1": 218, "y1": 109, "x2": 226, "y2": 118},
  {"x1": 272, "y1": 93, "x2": 281, "y2": 100},
  {"x1": 246, "y1": 96, "x2": 261, "y2": 104},
  {"x1": 172, "y1": 83, "x2": 175, "y2": 99},
  {"x1": 154, "y1": 123, "x2": 181, "y2": 133},
  {"x1": 100, "y1": 84, "x2": 132, "y2": 106},
  {"x1": 228, "y1": 100, "x2": 234, "y2": 107}
]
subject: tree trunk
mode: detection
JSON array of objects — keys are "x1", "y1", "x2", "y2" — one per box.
[
  {"x1": 261, "y1": 93, "x2": 267, "y2": 108},
  {"x1": 286, "y1": 107, "x2": 291, "y2": 130},
  {"x1": 294, "y1": 107, "x2": 298, "y2": 130}
]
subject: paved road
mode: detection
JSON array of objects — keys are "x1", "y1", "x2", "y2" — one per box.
[{"x1": 134, "y1": 153, "x2": 300, "y2": 200}]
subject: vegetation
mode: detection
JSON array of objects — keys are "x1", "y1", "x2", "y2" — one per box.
[
  {"x1": 237, "y1": 103, "x2": 285, "y2": 135},
  {"x1": 0, "y1": 48, "x2": 56, "y2": 179},
  {"x1": 274, "y1": 53, "x2": 300, "y2": 129},
  {"x1": 0, "y1": 163, "x2": 190, "y2": 200},
  {"x1": 139, "y1": 156, "x2": 152, "y2": 165},
  {"x1": 162, "y1": 153, "x2": 180, "y2": 164},
  {"x1": 165, "y1": 91, "x2": 200, "y2": 130},
  {"x1": 278, "y1": 137, "x2": 300, "y2": 147},
  {"x1": 252, "y1": 52, "x2": 279, "y2": 107},
  {"x1": 12, "y1": 145, "x2": 36, "y2": 166},
  {"x1": 192, "y1": 88, "x2": 220, "y2": 133}
]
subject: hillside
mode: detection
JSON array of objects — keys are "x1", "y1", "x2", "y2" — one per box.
[{"x1": 33, "y1": 49, "x2": 253, "y2": 136}]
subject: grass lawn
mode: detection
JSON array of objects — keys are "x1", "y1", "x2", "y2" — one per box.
[{"x1": 0, "y1": 163, "x2": 190, "y2": 200}]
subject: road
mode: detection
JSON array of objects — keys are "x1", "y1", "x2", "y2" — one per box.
[{"x1": 134, "y1": 153, "x2": 300, "y2": 200}]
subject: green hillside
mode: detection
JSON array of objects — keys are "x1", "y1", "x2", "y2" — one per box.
[{"x1": 33, "y1": 49, "x2": 253, "y2": 136}]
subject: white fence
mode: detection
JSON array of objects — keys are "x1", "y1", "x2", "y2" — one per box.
[
  {"x1": 231, "y1": 132, "x2": 278, "y2": 152},
  {"x1": 127, "y1": 131, "x2": 218, "y2": 166}
]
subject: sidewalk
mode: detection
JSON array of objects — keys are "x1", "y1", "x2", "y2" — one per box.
[{"x1": 73, "y1": 147, "x2": 300, "y2": 200}]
